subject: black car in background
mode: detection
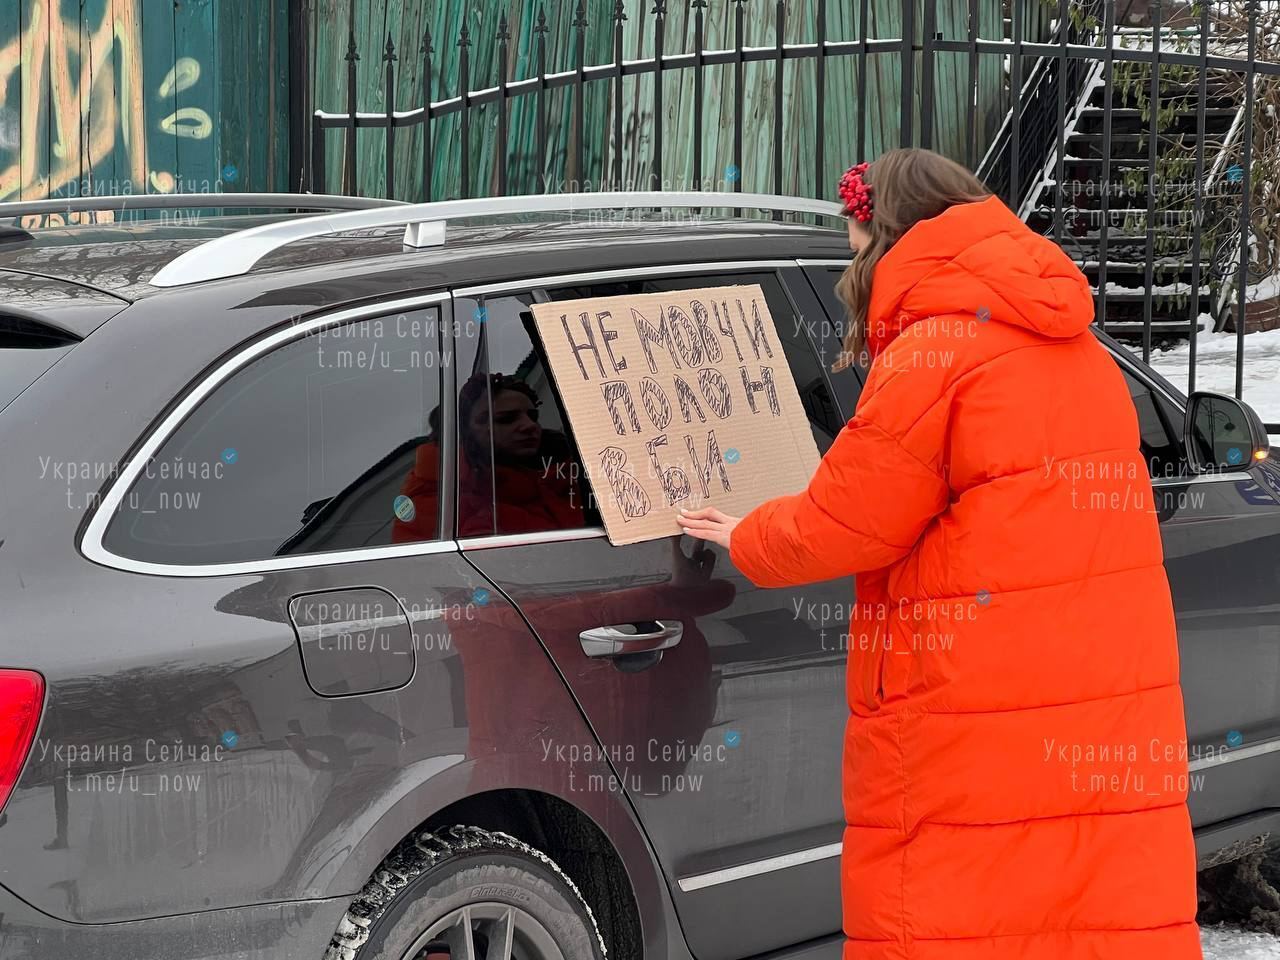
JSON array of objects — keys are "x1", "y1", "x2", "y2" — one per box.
[{"x1": 0, "y1": 192, "x2": 1278, "y2": 960}]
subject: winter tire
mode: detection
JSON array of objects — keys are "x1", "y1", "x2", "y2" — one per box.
[{"x1": 325, "y1": 824, "x2": 608, "y2": 960}]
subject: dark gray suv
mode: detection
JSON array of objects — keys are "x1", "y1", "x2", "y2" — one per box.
[{"x1": 1, "y1": 192, "x2": 1278, "y2": 960}]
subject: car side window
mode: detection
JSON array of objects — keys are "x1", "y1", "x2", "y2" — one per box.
[
  {"x1": 1115, "y1": 359, "x2": 1185, "y2": 481},
  {"x1": 454, "y1": 272, "x2": 843, "y2": 539},
  {"x1": 103, "y1": 306, "x2": 444, "y2": 565}
]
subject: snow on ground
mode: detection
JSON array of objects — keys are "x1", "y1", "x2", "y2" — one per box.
[
  {"x1": 1204, "y1": 924, "x2": 1280, "y2": 958},
  {"x1": 1148, "y1": 323, "x2": 1280, "y2": 426}
]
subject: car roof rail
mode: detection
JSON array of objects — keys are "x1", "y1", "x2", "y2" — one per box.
[
  {"x1": 147, "y1": 191, "x2": 846, "y2": 289},
  {"x1": 0, "y1": 193, "x2": 404, "y2": 222}
]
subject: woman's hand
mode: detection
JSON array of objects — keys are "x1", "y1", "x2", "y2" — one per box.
[{"x1": 677, "y1": 506, "x2": 741, "y2": 550}]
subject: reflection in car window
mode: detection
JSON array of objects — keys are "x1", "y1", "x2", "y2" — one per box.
[
  {"x1": 1117, "y1": 361, "x2": 1185, "y2": 481},
  {"x1": 104, "y1": 307, "x2": 443, "y2": 564},
  {"x1": 454, "y1": 295, "x2": 597, "y2": 538},
  {"x1": 458, "y1": 273, "x2": 843, "y2": 539}
]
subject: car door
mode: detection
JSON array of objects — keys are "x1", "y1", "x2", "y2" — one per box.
[
  {"x1": 453, "y1": 262, "x2": 850, "y2": 960},
  {"x1": 1103, "y1": 338, "x2": 1280, "y2": 836}
]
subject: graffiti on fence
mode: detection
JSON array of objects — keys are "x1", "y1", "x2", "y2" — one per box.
[{"x1": 0, "y1": 0, "x2": 219, "y2": 207}]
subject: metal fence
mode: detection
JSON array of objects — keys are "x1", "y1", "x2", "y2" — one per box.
[{"x1": 310, "y1": 0, "x2": 1280, "y2": 417}]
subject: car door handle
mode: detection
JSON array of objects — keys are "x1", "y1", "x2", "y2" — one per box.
[{"x1": 579, "y1": 620, "x2": 684, "y2": 659}]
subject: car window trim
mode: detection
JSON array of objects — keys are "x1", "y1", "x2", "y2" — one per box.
[
  {"x1": 452, "y1": 259, "x2": 799, "y2": 298},
  {"x1": 80, "y1": 291, "x2": 456, "y2": 578}
]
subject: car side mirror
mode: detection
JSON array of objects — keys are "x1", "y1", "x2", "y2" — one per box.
[{"x1": 1184, "y1": 391, "x2": 1270, "y2": 474}]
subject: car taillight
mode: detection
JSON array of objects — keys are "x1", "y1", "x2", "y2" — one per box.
[{"x1": 0, "y1": 670, "x2": 44, "y2": 815}]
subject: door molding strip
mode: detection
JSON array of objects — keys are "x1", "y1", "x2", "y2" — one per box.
[
  {"x1": 1189, "y1": 736, "x2": 1280, "y2": 772},
  {"x1": 677, "y1": 841, "x2": 842, "y2": 893}
]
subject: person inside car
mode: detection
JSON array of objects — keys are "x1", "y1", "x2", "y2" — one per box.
[
  {"x1": 392, "y1": 371, "x2": 587, "y2": 541},
  {"x1": 678, "y1": 148, "x2": 1201, "y2": 960}
]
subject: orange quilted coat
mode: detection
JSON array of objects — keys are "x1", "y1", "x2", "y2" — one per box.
[{"x1": 729, "y1": 195, "x2": 1201, "y2": 959}]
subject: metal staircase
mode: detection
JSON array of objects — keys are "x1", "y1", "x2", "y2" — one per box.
[{"x1": 1019, "y1": 30, "x2": 1247, "y2": 346}]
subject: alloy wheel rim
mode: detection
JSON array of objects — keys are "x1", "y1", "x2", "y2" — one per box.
[{"x1": 400, "y1": 901, "x2": 568, "y2": 960}]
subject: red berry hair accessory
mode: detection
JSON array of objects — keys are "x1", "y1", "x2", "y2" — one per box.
[{"x1": 837, "y1": 161, "x2": 873, "y2": 223}]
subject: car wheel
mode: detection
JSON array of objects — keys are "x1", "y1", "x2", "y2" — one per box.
[{"x1": 325, "y1": 824, "x2": 608, "y2": 960}]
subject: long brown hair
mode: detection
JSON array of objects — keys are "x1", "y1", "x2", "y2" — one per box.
[{"x1": 834, "y1": 148, "x2": 990, "y2": 369}]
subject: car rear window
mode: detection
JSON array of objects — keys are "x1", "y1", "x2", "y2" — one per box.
[{"x1": 0, "y1": 316, "x2": 78, "y2": 415}]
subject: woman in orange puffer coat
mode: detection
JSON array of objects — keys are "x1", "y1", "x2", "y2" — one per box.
[{"x1": 679, "y1": 148, "x2": 1201, "y2": 960}]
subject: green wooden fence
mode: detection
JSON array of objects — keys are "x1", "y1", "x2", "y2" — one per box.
[{"x1": 304, "y1": 0, "x2": 1019, "y2": 203}]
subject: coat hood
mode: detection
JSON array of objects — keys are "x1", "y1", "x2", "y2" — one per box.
[{"x1": 865, "y1": 194, "x2": 1095, "y2": 358}]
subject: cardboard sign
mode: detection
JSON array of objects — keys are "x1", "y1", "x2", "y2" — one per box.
[{"x1": 530, "y1": 284, "x2": 822, "y2": 545}]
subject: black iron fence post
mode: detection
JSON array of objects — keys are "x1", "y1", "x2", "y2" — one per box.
[
  {"x1": 1142, "y1": 0, "x2": 1162, "y2": 364},
  {"x1": 733, "y1": 0, "x2": 747, "y2": 205},
  {"x1": 1096, "y1": 0, "x2": 1116, "y2": 333},
  {"x1": 573, "y1": 1, "x2": 588, "y2": 193},
  {"x1": 815, "y1": 0, "x2": 827, "y2": 196},
  {"x1": 965, "y1": 0, "x2": 978, "y2": 168},
  {"x1": 774, "y1": 0, "x2": 786, "y2": 208},
  {"x1": 614, "y1": 2, "x2": 628, "y2": 190},
  {"x1": 1187, "y1": 1, "x2": 1210, "y2": 394},
  {"x1": 653, "y1": 0, "x2": 667, "y2": 192},
  {"x1": 1236, "y1": 0, "x2": 1259, "y2": 399},
  {"x1": 497, "y1": 14, "x2": 511, "y2": 196},
  {"x1": 1009, "y1": 0, "x2": 1022, "y2": 206},
  {"x1": 344, "y1": 7, "x2": 358, "y2": 196},
  {"x1": 422, "y1": 28, "x2": 434, "y2": 202},
  {"x1": 1054, "y1": 0, "x2": 1067, "y2": 245},
  {"x1": 921, "y1": 0, "x2": 936, "y2": 150},
  {"x1": 458, "y1": 20, "x2": 472, "y2": 199},
  {"x1": 535, "y1": 9, "x2": 549, "y2": 194},
  {"x1": 384, "y1": 33, "x2": 397, "y2": 200},
  {"x1": 900, "y1": 0, "x2": 914, "y2": 147}
]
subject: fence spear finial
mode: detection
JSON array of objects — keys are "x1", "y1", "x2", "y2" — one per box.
[
  {"x1": 614, "y1": 0, "x2": 627, "y2": 23},
  {"x1": 535, "y1": 5, "x2": 549, "y2": 35},
  {"x1": 574, "y1": 0, "x2": 588, "y2": 28},
  {"x1": 346, "y1": 1, "x2": 358, "y2": 60},
  {"x1": 497, "y1": 11, "x2": 510, "y2": 43},
  {"x1": 384, "y1": 32, "x2": 397, "y2": 62}
]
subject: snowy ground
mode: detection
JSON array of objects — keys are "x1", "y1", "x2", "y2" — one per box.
[
  {"x1": 1148, "y1": 323, "x2": 1280, "y2": 427},
  {"x1": 1204, "y1": 925, "x2": 1280, "y2": 959}
]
